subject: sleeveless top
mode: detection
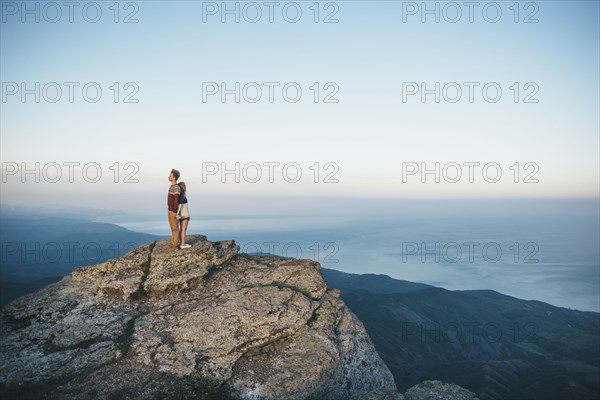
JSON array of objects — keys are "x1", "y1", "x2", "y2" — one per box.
[{"x1": 179, "y1": 191, "x2": 188, "y2": 204}]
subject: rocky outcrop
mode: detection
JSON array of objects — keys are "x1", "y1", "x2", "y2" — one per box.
[
  {"x1": 360, "y1": 388, "x2": 406, "y2": 400},
  {"x1": 404, "y1": 380, "x2": 480, "y2": 400},
  {"x1": 0, "y1": 235, "x2": 397, "y2": 399},
  {"x1": 359, "y1": 380, "x2": 480, "y2": 400}
]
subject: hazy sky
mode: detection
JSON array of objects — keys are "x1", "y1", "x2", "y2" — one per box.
[{"x1": 1, "y1": 0, "x2": 599, "y2": 214}]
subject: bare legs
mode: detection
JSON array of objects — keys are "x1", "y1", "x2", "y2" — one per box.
[{"x1": 179, "y1": 218, "x2": 189, "y2": 247}]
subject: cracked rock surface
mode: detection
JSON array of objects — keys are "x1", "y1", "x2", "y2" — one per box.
[{"x1": 0, "y1": 235, "x2": 397, "y2": 399}]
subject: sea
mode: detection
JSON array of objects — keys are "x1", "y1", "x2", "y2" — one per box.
[{"x1": 93, "y1": 198, "x2": 600, "y2": 312}]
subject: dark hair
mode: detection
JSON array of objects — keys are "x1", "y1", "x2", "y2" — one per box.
[
  {"x1": 178, "y1": 182, "x2": 186, "y2": 193},
  {"x1": 171, "y1": 169, "x2": 180, "y2": 180}
]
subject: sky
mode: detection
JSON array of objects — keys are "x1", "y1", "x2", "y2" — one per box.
[
  {"x1": 1, "y1": 1, "x2": 599, "y2": 312},
  {"x1": 1, "y1": 0, "x2": 599, "y2": 215}
]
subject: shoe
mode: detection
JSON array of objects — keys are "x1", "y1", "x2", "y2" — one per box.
[{"x1": 180, "y1": 244, "x2": 191, "y2": 249}]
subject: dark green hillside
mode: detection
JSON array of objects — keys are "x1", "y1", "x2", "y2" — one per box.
[{"x1": 322, "y1": 269, "x2": 600, "y2": 400}]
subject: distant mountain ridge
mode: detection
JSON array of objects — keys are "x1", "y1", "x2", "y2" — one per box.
[
  {"x1": 321, "y1": 268, "x2": 435, "y2": 294},
  {"x1": 320, "y1": 268, "x2": 599, "y2": 400},
  {"x1": 0, "y1": 216, "x2": 161, "y2": 307}
]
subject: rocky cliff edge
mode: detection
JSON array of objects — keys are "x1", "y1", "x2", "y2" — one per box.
[{"x1": 0, "y1": 235, "x2": 398, "y2": 399}]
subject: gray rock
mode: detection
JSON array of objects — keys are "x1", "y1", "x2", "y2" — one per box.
[
  {"x1": 404, "y1": 380, "x2": 480, "y2": 400},
  {"x1": 360, "y1": 388, "x2": 405, "y2": 399},
  {"x1": 0, "y1": 235, "x2": 397, "y2": 399}
]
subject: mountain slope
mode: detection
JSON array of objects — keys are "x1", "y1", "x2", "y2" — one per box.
[
  {"x1": 321, "y1": 268, "x2": 434, "y2": 294},
  {"x1": 320, "y1": 269, "x2": 600, "y2": 400},
  {"x1": 0, "y1": 216, "x2": 160, "y2": 307}
]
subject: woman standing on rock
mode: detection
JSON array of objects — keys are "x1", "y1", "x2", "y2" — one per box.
[{"x1": 177, "y1": 181, "x2": 191, "y2": 249}]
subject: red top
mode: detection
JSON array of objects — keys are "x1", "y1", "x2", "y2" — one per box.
[{"x1": 168, "y1": 184, "x2": 180, "y2": 212}]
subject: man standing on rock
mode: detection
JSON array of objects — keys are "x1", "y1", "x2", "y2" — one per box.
[{"x1": 167, "y1": 169, "x2": 181, "y2": 249}]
